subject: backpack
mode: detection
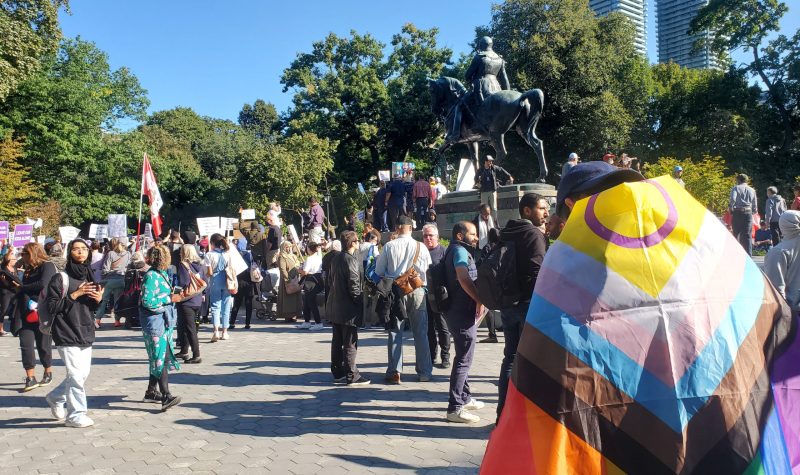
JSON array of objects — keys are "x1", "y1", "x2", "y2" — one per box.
[
  {"x1": 364, "y1": 245, "x2": 380, "y2": 284},
  {"x1": 38, "y1": 272, "x2": 69, "y2": 336},
  {"x1": 475, "y1": 240, "x2": 520, "y2": 310},
  {"x1": 426, "y1": 247, "x2": 451, "y2": 314},
  {"x1": 116, "y1": 269, "x2": 144, "y2": 326}
]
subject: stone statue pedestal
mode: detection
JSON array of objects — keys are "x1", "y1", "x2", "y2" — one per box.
[{"x1": 434, "y1": 183, "x2": 556, "y2": 236}]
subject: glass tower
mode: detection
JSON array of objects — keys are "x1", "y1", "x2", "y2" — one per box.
[{"x1": 589, "y1": 0, "x2": 648, "y2": 56}]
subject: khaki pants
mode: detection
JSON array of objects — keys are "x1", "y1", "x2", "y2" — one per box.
[{"x1": 480, "y1": 191, "x2": 498, "y2": 220}]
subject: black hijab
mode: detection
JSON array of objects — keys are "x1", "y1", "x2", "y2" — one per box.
[{"x1": 65, "y1": 239, "x2": 95, "y2": 283}]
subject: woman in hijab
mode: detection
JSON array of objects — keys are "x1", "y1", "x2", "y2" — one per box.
[
  {"x1": 45, "y1": 239, "x2": 103, "y2": 428},
  {"x1": 139, "y1": 245, "x2": 181, "y2": 411},
  {"x1": 277, "y1": 241, "x2": 302, "y2": 322}
]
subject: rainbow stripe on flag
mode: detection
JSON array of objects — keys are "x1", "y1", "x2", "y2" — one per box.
[{"x1": 481, "y1": 176, "x2": 800, "y2": 474}]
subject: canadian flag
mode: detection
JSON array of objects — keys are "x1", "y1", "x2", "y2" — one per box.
[{"x1": 142, "y1": 153, "x2": 163, "y2": 237}]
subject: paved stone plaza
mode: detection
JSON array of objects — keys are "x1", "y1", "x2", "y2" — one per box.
[{"x1": 0, "y1": 318, "x2": 502, "y2": 474}]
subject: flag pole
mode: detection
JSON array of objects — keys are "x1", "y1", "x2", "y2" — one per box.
[{"x1": 135, "y1": 153, "x2": 146, "y2": 251}]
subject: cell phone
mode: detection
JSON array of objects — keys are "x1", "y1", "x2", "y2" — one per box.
[{"x1": 173, "y1": 286, "x2": 183, "y2": 294}]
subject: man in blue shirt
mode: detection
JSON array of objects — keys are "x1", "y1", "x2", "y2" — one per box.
[
  {"x1": 384, "y1": 175, "x2": 407, "y2": 231},
  {"x1": 443, "y1": 221, "x2": 485, "y2": 423}
]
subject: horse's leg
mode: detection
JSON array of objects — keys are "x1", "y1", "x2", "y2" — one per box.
[
  {"x1": 491, "y1": 133, "x2": 508, "y2": 163},
  {"x1": 517, "y1": 123, "x2": 547, "y2": 183}
]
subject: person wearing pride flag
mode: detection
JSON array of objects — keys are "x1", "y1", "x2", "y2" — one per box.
[{"x1": 482, "y1": 161, "x2": 799, "y2": 474}]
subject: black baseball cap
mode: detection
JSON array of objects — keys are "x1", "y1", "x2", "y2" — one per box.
[{"x1": 556, "y1": 161, "x2": 644, "y2": 216}]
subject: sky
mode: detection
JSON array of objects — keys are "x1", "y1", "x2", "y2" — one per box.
[{"x1": 59, "y1": 1, "x2": 798, "y2": 125}]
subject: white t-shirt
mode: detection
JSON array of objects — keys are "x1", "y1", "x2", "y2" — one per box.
[
  {"x1": 301, "y1": 251, "x2": 323, "y2": 274},
  {"x1": 203, "y1": 250, "x2": 226, "y2": 274},
  {"x1": 435, "y1": 183, "x2": 448, "y2": 200}
]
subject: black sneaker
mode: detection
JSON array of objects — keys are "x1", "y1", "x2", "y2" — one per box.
[
  {"x1": 441, "y1": 360, "x2": 451, "y2": 369},
  {"x1": 185, "y1": 357, "x2": 202, "y2": 364},
  {"x1": 39, "y1": 372, "x2": 53, "y2": 386},
  {"x1": 333, "y1": 376, "x2": 347, "y2": 385},
  {"x1": 244, "y1": 325, "x2": 251, "y2": 329},
  {"x1": 348, "y1": 376, "x2": 371, "y2": 386},
  {"x1": 23, "y1": 376, "x2": 38, "y2": 392},
  {"x1": 143, "y1": 391, "x2": 162, "y2": 403},
  {"x1": 175, "y1": 352, "x2": 189, "y2": 360},
  {"x1": 161, "y1": 394, "x2": 181, "y2": 412},
  {"x1": 229, "y1": 324, "x2": 236, "y2": 330}
]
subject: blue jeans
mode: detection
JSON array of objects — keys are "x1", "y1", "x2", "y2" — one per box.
[
  {"x1": 95, "y1": 277, "x2": 125, "y2": 320},
  {"x1": 386, "y1": 288, "x2": 432, "y2": 378},
  {"x1": 498, "y1": 303, "x2": 528, "y2": 418},
  {"x1": 209, "y1": 275, "x2": 233, "y2": 330}
]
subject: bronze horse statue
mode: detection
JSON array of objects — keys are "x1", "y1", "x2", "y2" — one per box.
[{"x1": 428, "y1": 76, "x2": 548, "y2": 182}]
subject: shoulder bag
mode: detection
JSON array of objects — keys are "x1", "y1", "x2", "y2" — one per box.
[
  {"x1": 394, "y1": 242, "x2": 424, "y2": 296},
  {"x1": 180, "y1": 262, "x2": 207, "y2": 301}
]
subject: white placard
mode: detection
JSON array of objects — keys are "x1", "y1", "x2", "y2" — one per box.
[
  {"x1": 221, "y1": 217, "x2": 237, "y2": 233},
  {"x1": 196, "y1": 217, "x2": 221, "y2": 237},
  {"x1": 107, "y1": 214, "x2": 127, "y2": 238},
  {"x1": 288, "y1": 224, "x2": 299, "y2": 244},
  {"x1": 59, "y1": 226, "x2": 81, "y2": 244},
  {"x1": 226, "y1": 249, "x2": 247, "y2": 276},
  {"x1": 144, "y1": 223, "x2": 153, "y2": 239},
  {"x1": 88, "y1": 224, "x2": 109, "y2": 239},
  {"x1": 36, "y1": 235, "x2": 46, "y2": 244},
  {"x1": 455, "y1": 158, "x2": 477, "y2": 192},
  {"x1": 241, "y1": 209, "x2": 256, "y2": 220},
  {"x1": 378, "y1": 170, "x2": 390, "y2": 182}
]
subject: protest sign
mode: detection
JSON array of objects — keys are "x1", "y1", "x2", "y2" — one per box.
[
  {"x1": 357, "y1": 183, "x2": 365, "y2": 194},
  {"x1": 36, "y1": 236, "x2": 46, "y2": 244},
  {"x1": 13, "y1": 224, "x2": 33, "y2": 247},
  {"x1": 227, "y1": 248, "x2": 248, "y2": 276},
  {"x1": 288, "y1": 225, "x2": 299, "y2": 244},
  {"x1": 89, "y1": 224, "x2": 109, "y2": 239},
  {"x1": 391, "y1": 161, "x2": 415, "y2": 178},
  {"x1": 59, "y1": 226, "x2": 81, "y2": 244},
  {"x1": 196, "y1": 217, "x2": 221, "y2": 237},
  {"x1": 107, "y1": 214, "x2": 127, "y2": 238},
  {"x1": 144, "y1": 223, "x2": 153, "y2": 240},
  {"x1": 0, "y1": 221, "x2": 9, "y2": 240},
  {"x1": 221, "y1": 218, "x2": 237, "y2": 233},
  {"x1": 241, "y1": 209, "x2": 256, "y2": 220},
  {"x1": 378, "y1": 170, "x2": 390, "y2": 182},
  {"x1": 356, "y1": 211, "x2": 365, "y2": 222}
]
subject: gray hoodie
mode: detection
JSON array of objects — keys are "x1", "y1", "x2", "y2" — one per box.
[
  {"x1": 765, "y1": 210, "x2": 800, "y2": 311},
  {"x1": 765, "y1": 194, "x2": 787, "y2": 223}
]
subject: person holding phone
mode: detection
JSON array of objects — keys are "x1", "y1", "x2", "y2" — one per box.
[{"x1": 45, "y1": 239, "x2": 103, "y2": 428}]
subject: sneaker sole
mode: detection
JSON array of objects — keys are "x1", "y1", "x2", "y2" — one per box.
[
  {"x1": 161, "y1": 396, "x2": 182, "y2": 412},
  {"x1": 348, "y1": 381, "x2": 371, "y2": 386},
  {"x1": 22, "y1": 384, "x2": 39, "y2": 392},
  {"x1": 65, "y1": 421, "x2": 94, "y2": 428}
]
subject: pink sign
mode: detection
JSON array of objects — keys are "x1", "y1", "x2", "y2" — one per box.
[{"x1": 12, "y1": 224, "x2": 33, "y2": 247}]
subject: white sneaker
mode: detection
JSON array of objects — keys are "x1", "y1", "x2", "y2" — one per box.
[
  {"x1": 210, "y1": 331, "x2": 219, "y2": 343},
  {"x1": 309, "y1": 323, "x2": 325, "y2": 331},
  {"x1": 65, "y1": 416, "x2": 94, "y2": 428},
  {"x1": 446, "y1": 409, "x2": 480, "y2": 424},
  {"x1": 296, "y1": 322, "x2": 312, "y2": 329},
  {"x1": 46, "y1": 395, "x2": 66, "y2": 421},
  {"x1": 221, "y1": 331, "x2": 230, "y2": 340},
  {"x1": 464, "y1": 398, "x2": 485, "y2": 411}
]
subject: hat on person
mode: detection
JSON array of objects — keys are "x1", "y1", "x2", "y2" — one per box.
[
  {"x1": 486, "y1": 155, "x2": 495, "y2": 161},
  {"x1": 556, "y1": 161, "x2": 644, "y2": 216},
  {"x1": 568, "y1": 152, "x2": 579, "y2": 161},
  {"x1": 674, "y1": 165, "x2": 683, "y2": 172},
  {"x1": 602, "y1": 153, "x2": 616, "y2": 162},
  {"x1": 396, "y1": 215, "x2": 413, "y2": 227}
]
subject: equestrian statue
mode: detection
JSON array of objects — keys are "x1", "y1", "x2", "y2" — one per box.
[{"x1": 428, "y1": 36, "x2": 548, "y2": 182}]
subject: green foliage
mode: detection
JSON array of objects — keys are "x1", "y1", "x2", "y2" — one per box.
[
  {"x1": 239, "y1": 99, "x2": 279, "y2": 140},
  {"x1": 643, "y1": 156, "x2": 735, "y2": 215},
  {"x1": 0, "y1": 0, "x2": 69, "y2": 101}
]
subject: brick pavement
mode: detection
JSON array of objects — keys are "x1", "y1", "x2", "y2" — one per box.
[{"x1": 0, "y1": 317, "x2": 505, "y2": 474}]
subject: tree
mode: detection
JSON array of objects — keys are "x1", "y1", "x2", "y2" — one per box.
[
  {"x1": 643, "y1": 156, "x2": 735, "y2": 215},
  {"x1": 0, "y1": 133, "x2": 38, "y2": 221},
  {"x1": 0, "y1": 0, "x2": 69, "y2": 101},
  {"x1": 691, "y1": 0, "x2": 794, "y2": 153},
  {"x1": 0, "y1": 38, "x2": 149, "y2": 223},
  {"x1": 484, "y1": 0, "x2": 651, "y2": 175},
  {"x1": 239, "y1": 99, "x2": 279, "y2": 140}
]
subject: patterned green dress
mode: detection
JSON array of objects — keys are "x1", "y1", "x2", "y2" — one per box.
[{"x1": 140, "y1": 269, "x2": 180, "y2": 378}]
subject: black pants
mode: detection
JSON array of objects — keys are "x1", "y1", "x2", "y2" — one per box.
[
  {"x1": 770, "y1": 221, "x2": 782, "y2": 246},
  {"x1": 303, "y1": 276, "x2": 322, "y2": 323},
  {"x1": 331, "y1": 323, "x2": 360, "y2": 382},
  {"x1": 230, "y1": 280, "x2": 254, "y2": 326},
  {"x1": 176, "y1": 304, "x2": 200, "y2": 358},
  {"x1": 486, "y1": 311, "x2": 498, "y2": 339},
  {"x1": 373, "y1": 209, "x2": 386, "y2": 232},
  {"x1": 147, "y1": 367, "x2": 169, "y2": 396},
  {"x1": 415, "y1": 198, "x2": 430, "y2": 230},
  {"x1": 387, "y1": 206, "x2": 403, "y2": 232},
  {"x1": 427, "y1": 306, "x2": 451, "y2": 365},
  {"x1": 731, "y1": 210, "x2": 753, "y2": 255},
  {"x1": 19, "y1": 323, "x2": 52, "y2": 370}
]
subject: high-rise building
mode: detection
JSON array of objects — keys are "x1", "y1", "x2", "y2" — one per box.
[
  {"x1": 589, "y1": 0, "x2": 648, "y2": 56},
  {"x1": 657, "y1": 0, "x2": 723, "y2": 69}
]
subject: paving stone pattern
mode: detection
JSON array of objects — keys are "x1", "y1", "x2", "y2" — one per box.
[{"x1": 0, "y1": 317, "x2": 505, "y2": 474}]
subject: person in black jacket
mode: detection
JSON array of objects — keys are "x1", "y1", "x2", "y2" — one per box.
[
  {"x1": 45, "y1": 239, "x2": 103, "y2": 428},
  {"x1": 0, "y1": 252, "x2": 21, "y2": 336},
  {"x1": 496, "y1": 192, "x2": 549, "y2": 421},
  {"x1": 13, "y1": 243, "x2": 57, "y2": 392},
  {"x1": 326, "y1": 231, "x2": 370, "y2": 386},
  {"x1": 176, "y1": 245, "x2": 203, "y2": 363}
]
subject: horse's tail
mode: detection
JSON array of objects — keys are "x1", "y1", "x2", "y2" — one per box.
[{"x1": 518, "y1": 88, "x2": 544, "y2": 146}]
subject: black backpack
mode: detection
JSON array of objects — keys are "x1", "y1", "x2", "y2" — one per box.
[
  {"x1": 426, "y1": 247, "x2": 451, "y2": 313},
  {"x1": 475, "y1": 240, "x2": 520, "y2": 310}
]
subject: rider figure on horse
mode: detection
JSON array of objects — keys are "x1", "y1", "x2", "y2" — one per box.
[{"x1": 447, "y1": 36, "x2": 511, "y2": 143}]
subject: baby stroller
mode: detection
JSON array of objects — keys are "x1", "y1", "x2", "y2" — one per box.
[{"x1": 256, "y1": 267, "x2": 280, "y2": 321}]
